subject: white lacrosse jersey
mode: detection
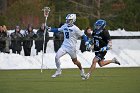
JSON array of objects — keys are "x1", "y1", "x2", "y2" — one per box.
[{"x1": 58, "y1": 23, "x2": 84, "y2": 49}]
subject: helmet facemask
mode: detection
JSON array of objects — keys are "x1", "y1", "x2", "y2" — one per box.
[
  {"x1": 95, "y1": 24, "x2": 102, "y2": 30},
  {"x1": 94, "y1": 19, "x2": 106, "y2": 31},
  {"x1": 66, "y1": 19, "x2": 74, "y2": 26}
]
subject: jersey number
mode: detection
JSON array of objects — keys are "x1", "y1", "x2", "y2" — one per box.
[
  {"x1": 95, "y1": 40, "x2": 99, "y2": 47},
  {"x1": 65, "y1": 32, "x2": 69, "y2": 39}
]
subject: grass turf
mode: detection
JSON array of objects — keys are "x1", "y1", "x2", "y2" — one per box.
[{"x1": 0, "y1": 67, "x2": 140, "y2": 93}]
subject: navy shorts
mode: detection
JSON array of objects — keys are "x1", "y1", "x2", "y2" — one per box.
[{"x1": 95, "y1": 51, "x2": 107, "y2": 61}]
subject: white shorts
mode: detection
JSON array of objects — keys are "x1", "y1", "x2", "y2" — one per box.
[{"x1": 56, "y1": 45, "x2": 77, "y2": 59}]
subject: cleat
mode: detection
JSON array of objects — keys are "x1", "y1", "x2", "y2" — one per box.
[
  {"x1": 82, "y1": 77, "x2": 86, "y2": 80},
  {"x1": 82, "y1": 73, "x2": 90, "y2": 80},
  {"x1": 80, "y1": 69, "x2": 86, "y2": 78},
  {"x1": 112, "y1": 57, "x2": 120, "y2": 65},
  {"x1": 80, "y1": 69, "x2": 86, "y2": 80},
  {"x1": 51, "y1": 70, "x2": 62, "y2": 78},
  {"x1": 85, "y1": 73, "x2": 90, "y2": 80}
]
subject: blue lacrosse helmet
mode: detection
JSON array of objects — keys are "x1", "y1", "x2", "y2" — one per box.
[{"x1": 94, "y1": 19, "x2": 106, "y2": 31}]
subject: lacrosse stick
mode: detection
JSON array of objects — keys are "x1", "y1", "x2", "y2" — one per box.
[{"x1": 41, "y1": 7, "x2": 50, "y2": 73}]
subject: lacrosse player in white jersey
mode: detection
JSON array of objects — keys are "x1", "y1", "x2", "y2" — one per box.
[{"x1": 49, "y1": 14, "x2": 88, "y2": 78}]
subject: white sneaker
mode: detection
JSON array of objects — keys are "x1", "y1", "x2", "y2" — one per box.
[
  {"x1": 80, "y1": 69, "x2": 87, "y2": 80},
  {"x1": 82, "y1": 73, "x2": 90, "y2": 80},
  {"x1": 80, "y1": 69, "x2": 85, "y2": 78},
  {"x1": 51, "y1": 70, "x2": 62, "y2": 78},
  {"x1": 85, "y1": 73, "x2": 90, "y2": 80}
]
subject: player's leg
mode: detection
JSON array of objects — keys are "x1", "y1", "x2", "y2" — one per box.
[
  {"x1": 72, "y1": 58, "x2": 85, "y2": 78},
  {"x1": 84, "y1": 52, "x2": 104, "y2": 80},
  {"x1": 67, "y1": 48, "x2": 82, "y2": 70},
  {"x1": 72, "y1": 58, "x2": 82, "y2": 70},
  {"x1": 98, "y1": 57, "x2": 120, "y2": 67},
  {"x1": 84, "y1": 57, "x2": 99, "y2": 79},
  {"x1": 84, "y1": 52, "x2": 120, "y2": 80},
  {"x1": 51, "y1": 47, "x2": 66, "y2": 78},
  {"x1": 98, "y1": 59, "x2": 112, "y2": 67},
  {"x1": 68, "y1": 48, "x2": 85, "y2": 78},
  {"x1": 97, "y1": 52, "x2": 110, "y2": 67},
  {"x1": 55, "y1": 47, "x2": 66, "y2": 70}
]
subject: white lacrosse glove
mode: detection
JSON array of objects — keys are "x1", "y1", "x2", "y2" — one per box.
[
  {"x1": 107, "y1": 40, "x2": 112, "y2": 50},
  {"x1": 100, "y1": 40, "x2": 112, "y2": 52},
  {"x1": 100, "y1": 45, "x2": 112, "y2": 52},
  {"x1": 85, "y1": 41, "x2": 91, "y2": 51},
  {"x1": 100, "y1": 46, "x2": 108, "y2": 52},
  {"x1": 46, "y1": 26, "x2": 51, "y2": 31}
]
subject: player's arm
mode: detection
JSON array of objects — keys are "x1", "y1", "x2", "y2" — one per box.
[
  {"x1": 82, "y1": 35, "x2": 88, "y2": 42},
  {"x1": 75, "y1": 27, "x2": 88, "y2": 42},
  {"x1": 105, "y1": 30, "x2": 112, "y2": 49},
  {"x1": 100, "y1": 30, "x2": 112, "y2": 52},
  {"x1": 76, "y1": 27, "x2": 93, "y2": 50},
  {"x1": 47, "y1": 26, "x2": 63, "y2": 33},
  {"x1": 75, "y1": 26, "x2": 94, "y2": 51}
]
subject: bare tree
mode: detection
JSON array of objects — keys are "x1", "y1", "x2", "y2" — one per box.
[
  {"x1": 68, "y1": 0, "x2": 116, "y2": 19},
  {"x1": 95, "y1": 0, "x2": 101, "y2": 19},
  {"x1": 0, "y1": 0, "x2": 7, "y2": 15}
]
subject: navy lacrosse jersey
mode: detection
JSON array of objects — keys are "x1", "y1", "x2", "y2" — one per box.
[{"x1": 92, "y1": 29, "x2": 111, "y2": 51}]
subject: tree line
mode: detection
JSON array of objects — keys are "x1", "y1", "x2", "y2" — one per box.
[{"x1": 0, "y1": 0, "x2": 140, "y2": 31}]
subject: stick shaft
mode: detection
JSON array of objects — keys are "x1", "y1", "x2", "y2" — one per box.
[{"x1": 41, "y1": 7, "x2": 50, "y2": 73}]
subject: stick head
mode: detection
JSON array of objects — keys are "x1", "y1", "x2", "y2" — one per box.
[{"x1": 42, "y1": 7, "x2": 50, "y2": 17}]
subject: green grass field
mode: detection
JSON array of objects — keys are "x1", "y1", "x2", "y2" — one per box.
[{"x1": 0, "y1": 67, "x2": 140, "y2": 93}]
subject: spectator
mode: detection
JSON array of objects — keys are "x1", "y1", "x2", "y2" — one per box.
[
  {"x1": 23, "y1": 24, "x2": 36, "y2": 56},
  {"x1": 53, "y1": 23, "x2": 64, "y2": 52},
  {"x1": 3, "y1": 25, "x2": 10, "y2": 53},
  {"x1": 0, "y1": 25, "x2": 7, "y2": 53},
  {"x1": 80, "y1": 27, "x2": 92, "y2": 53},
  {"x1": 10, "y1": 26, "x2": 23, "y2": 54},
  {"x1": 35, "y1": 23, "x2": 49, "y2": 55}
]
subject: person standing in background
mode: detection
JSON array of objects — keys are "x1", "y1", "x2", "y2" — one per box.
[
  {"x1": 10, "y1": 25, "x2": 23, "y2": 54},
  {"x1": 2, "y1": 25, "x2": 10, "y2": 53},
  {"x1": 23, "y1": 24, "x2": 36, "y2": 56},
  {"x1": 35, "y1": 23, "x2": 49, "y2": 55},
  {"x1": 0, "y1": 25, "x2": 7, "y2": 53}
]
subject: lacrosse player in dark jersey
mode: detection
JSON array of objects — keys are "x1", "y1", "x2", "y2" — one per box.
[{"x1": 83, "y1": 19, "x2": 120, "y2": 80}]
